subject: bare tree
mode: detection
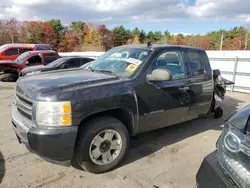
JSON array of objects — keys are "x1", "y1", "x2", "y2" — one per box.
[{"x1": 244, "y1": 24, "x2": 250, "y2": 50}]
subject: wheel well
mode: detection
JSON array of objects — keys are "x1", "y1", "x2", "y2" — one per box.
[{"x1": 79, "y1": 109, "x2": 135, "y2": 136}]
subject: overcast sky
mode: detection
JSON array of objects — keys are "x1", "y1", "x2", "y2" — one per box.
[{"x1": 0, "y1": 0, "x2": 249, "y2": 34}]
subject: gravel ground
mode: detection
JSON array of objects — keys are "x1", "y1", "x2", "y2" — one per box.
[{"x1": 0, "y1": 82, "x2": 250, "y2": 188}]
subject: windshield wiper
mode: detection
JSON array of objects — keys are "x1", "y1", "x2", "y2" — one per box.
[{"x1": 92, "y1": 68, "x2": 117, "y2": 77}]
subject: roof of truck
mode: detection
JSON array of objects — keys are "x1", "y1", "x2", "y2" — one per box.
[
  {"x1": 113, "y1": 44, "x2": 205, "y2": 51},
  {"x1": 0, "y1": 43, "x2": 53, "y2": 51}
]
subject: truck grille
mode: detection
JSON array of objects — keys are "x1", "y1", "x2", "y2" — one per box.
[{"x1": 15, "y1": 92, "x2": 33, "y2": 121}]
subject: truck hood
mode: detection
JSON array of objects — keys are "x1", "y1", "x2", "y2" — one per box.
[
  {"x1": 0, "y1": 60, "x2": 18, "y2": 70},
  {"x1": 226, "y1": 103, "x2": 250, "y2": 134},
  {"x1": 16, "y1": 69, "x2": 119, "y2": 100}
]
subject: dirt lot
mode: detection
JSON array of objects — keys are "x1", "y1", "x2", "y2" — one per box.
[{"x1": 0, "y1": 82, "x2": 250, "y2": 188}]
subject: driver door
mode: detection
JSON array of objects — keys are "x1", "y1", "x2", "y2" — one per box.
[
  {"x1": 136, "y1": 50, "x2": 191, "y2": 133},
  {"x1": 25, "y1": 55, "x2": 42, "y2": 67}
]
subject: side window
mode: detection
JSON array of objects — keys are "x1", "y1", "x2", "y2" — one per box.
[
  {"x1": 80, "y1": 58, "x2": 93, "y2": 66},
  {"x1": 27, "y1": 55, "x2": 42, "y2": 66},
  {"x1": 63, "y1": 59, "x2": 81, "y2": 68},
  {"x1": 184, "y1": 51, "x2": 205, "y2": 76},
  {"x1": 43, "y1": 54, "x2": 58, "y2": 64},
  {"x1": 151, "y1": 51, "x2": 185, "y2": 80},
  {"x1": 4, "y1": 48, "x2": 18, "y2": 56},
  {"x1": 19, "y1": 48, "x2": 33, "y2": 54}
]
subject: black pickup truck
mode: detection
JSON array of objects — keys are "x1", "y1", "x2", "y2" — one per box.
[{"x1": 11, "y1": 44, "x2": 225, "y2": 174}]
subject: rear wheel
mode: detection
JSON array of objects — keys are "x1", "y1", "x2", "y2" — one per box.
[
  {"x1": 0, "y1": 73, "x2": 18, "y2": 82},
  {"x1": 75, "y1": 116, "x2": 129, "y2": 174},
  {"x1": 214, "y1": 107, "x2": 223, "y2": 118}
]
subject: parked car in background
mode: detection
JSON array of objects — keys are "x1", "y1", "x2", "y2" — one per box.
[
  {"x1": 12, "y1": 44, "x2": 228, "y2": 174},
  {"x1": 196, "y1": 104, "x2": 250, "y2": 188},
  {"x1": 19, "y1": 56, "x2": 95, "y2": 77},
  {"x1": 0, "y1": 50, "x2": 59, "y2": 82},
  {"x1": 0, "y1": 43, "x2": 53, "y2": 61}
]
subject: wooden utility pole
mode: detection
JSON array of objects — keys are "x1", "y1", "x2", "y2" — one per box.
[
  {"x1": 220, "y1": 32, "x2": 224, "y2": 51},
  {"x1": 244, "y1": 31, "x2": 248, "y2": 50}
]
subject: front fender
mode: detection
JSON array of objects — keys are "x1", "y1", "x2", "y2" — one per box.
[{"x1": 72, "y1": 91, "x2": 139, "y2": 135}]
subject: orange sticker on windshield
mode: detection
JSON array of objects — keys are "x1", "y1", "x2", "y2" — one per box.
[{"x1": 125, "y1": 64, "x2": 138, "y2": 73}]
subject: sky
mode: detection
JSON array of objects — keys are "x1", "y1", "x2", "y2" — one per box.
[{"x1": 0, "y1": 0, "x2": 250, "y2": 35}]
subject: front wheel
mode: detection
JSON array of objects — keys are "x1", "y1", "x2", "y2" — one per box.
[{"x1": 75, "y1": 116, "x2": 129, "y2": 174}]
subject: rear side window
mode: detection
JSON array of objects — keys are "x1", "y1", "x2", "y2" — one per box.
[
  {"x1": 184, "y1": 51, "x2": 205, "y2": 76},
  {"x1": 4, "y1": 48, "x2": 18, "y2": 56},
  {"x1": 19, "y1": 48, "x2": 33, "y2": 54},
  {"x1": 43, "y1": 54, "x2": 58, "y2": 64},
  {"x1": 80, "y1": 58, "x2": 93, "y2": 65},
  {"x1": 64, "y1": 59, "x2": 81, "y2": 68}
]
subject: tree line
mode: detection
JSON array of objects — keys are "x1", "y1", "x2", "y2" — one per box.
[{"x1": 0, "y1": 18, "x2": 249, "y2": 52}]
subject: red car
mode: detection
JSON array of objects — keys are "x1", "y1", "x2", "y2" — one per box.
[
  {"x1": 0, "y1": 43, "x2": 54, "y2": 60},
  {"x1": 0, "y1": 50, "x2": 59, "y2": 82}
]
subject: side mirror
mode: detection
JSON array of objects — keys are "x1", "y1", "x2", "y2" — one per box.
[{"x1": 146, "y1": 69, "x2": 172, "y2": 81}]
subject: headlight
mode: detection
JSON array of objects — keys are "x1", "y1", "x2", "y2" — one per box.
[
  {"x1": 216, "y1": 122, "x2": 250, "y2": 188},
  {"x1": 36, "y1": 101, "x2": 72, "y2": 127},
  {"x1": 224, "y1": 132, "x2": 241, "y2": 153}
]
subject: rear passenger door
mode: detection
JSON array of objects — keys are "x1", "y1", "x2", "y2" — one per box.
[{"x1": 184, "y1": 49, "x2": 213, "y2": 118}]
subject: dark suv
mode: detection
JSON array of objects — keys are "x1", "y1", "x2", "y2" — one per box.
[{"x1": 0, "y1": 50, "x2": 59, "y2": 81}]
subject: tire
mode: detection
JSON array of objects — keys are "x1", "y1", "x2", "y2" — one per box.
[
  {"x1": 0, "y1": 73, "x2": 18, "y2": 82},
  {"x1": 214, "y1": 107, "x2": 223, "y2": 119},
  {"x1": 75, "y1": 116, "x2": 129, "y2": 174}
]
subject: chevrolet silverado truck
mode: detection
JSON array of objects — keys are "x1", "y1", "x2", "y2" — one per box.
[
  {"x1": 12, "y1": 44, "x2": 226, "y2": 174},
  {"x1": 196, "y1": 104, "x2": 250, "y2": 188},
  {"x1": 0, "y1": 50, "x2": 59, "y2": 82}
]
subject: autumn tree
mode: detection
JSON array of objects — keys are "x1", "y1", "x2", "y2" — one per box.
[
  {"x1": 26, "y1": 21, "x2": 57, "y2": 46},
  {"x1": 70, "y1": 21, "x2": 85, "y2": 44},
  {"x1": 84, "y1": 29, "x2": 101, "y2": 44},
  {"x1": 196, "y1": 36, "x2": 212, "y2": 50},
  {"x1": 97, "y1": 24, "x2": 114, "y2": 50},
  {"x1": 132, "y1": 36, "x2": 140, "y2": 44},
  {"x1": 59, "y1": 32, "x2": 79, "y2": 52}
]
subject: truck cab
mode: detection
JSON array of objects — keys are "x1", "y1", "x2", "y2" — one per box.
[
  {"x1": 0, "y1": 50, "x2": 59, "y2": 82},
  {"x1": 0, "y1": 43, "x2": 53, "y2": 61},
  {"x1": 11, "y1": 44, "x2": 215, "y2": 174}
]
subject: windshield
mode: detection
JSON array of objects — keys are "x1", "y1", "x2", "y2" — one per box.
[
  {"x1": 83, "y1": 47, "x2": 151, "y2": 77},
  {"x1": 0, "y1": 45, "x2": 6, "y2": 51},
  {"x1": 47, "y1": 58, "x2": 67, "y2": 67},
  {"x1": 15, "y1": 51, "x2": 30, "y2": 64}
]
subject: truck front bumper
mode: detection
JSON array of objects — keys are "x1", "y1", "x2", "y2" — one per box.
[
  {"x1": 196, "y1": 150, "x2": 238, "y2": 188},
  {"x1": 11, "y1": 104, "x2": 78, "y2": 166}
]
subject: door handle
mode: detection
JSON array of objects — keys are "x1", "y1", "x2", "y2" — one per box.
[{"x1": 179, "y1": 86, "x2": 190, "y2": 91}]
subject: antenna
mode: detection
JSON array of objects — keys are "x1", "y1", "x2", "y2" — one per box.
[{"x1": 147, "y1": 41, "x2": 152, "y2": 48}]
